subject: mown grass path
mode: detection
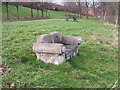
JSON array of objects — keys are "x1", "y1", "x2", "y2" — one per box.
[{"x1": 2, "y1": 19, "x2": 118, "y2": 88}]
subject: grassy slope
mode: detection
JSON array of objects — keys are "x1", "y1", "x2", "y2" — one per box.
[
  {"x1": 2, "y1": 4, "x2": 66, "y2": 19},
  {"x1": 2, "y1": 19, "x2": 118, "y2": 88}
]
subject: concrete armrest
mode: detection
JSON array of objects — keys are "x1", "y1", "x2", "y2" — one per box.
[
  {"x1": 61, "y1": 35, "x2": 82, "y2": 45},
  {"x1": 33, "y1": 43, "x2": 66, "y2": 54}
]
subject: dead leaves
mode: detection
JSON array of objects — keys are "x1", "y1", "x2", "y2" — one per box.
[
  {"x1": 6, "y1": 82, "x2": 16, "y2": 88},
  {"x1": 0, "y1": 64, "x2": 10, "y2": 75},
  {"x1": 0, "y1": 64, "x2": 16, "y2": 88}
]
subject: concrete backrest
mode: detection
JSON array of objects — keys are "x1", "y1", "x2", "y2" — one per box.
[
  {"x1": 61, "y1": 36, "x2": 82, "y2": 45},
  {"x1": 49, "y1": 32, "x2": 62, "y2": 43},
  {"x1": 36, "y1": 34, "x2": 53, "y2": 43},
  {"x1": 36, "y1": 32, "x2": 82, "y2": 45},
  {"x1": 36, "y1": 32, "x2": 62, "y2": 43}
]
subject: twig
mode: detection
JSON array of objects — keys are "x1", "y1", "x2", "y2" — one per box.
[{"x1": 111, "y1": 79, "x2": 118, "y2": 89}]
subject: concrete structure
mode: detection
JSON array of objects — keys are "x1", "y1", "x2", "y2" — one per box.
[{"x1": 33, "y1": 32, "x2": 82, "y2": 65}]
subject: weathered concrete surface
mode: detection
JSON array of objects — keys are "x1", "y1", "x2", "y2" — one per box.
[
  {"x1": 36, "y1": 34, "x2": 53, "y2": 43},
  {"x1": 61, "y1": 36, "x2": 82, "y2": 45},
  {"x1": 33, "y1": 32, "x2": 82, "y2": 65},
  {"x1": 36, "y1": 53, "x2": 66, "y2": 65},
  {"x1": 49, "y1": 32, "x2": 62, "y2": 43},
  {"x1": 33, "y1": 43, "x2": 66, "y2": 54}
]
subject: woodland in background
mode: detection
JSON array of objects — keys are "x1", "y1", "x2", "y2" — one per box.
[{"x1": 3, "y1": 1, "x2": 120, "y2": 26}]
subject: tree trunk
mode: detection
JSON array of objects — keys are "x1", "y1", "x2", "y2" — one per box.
[
  {"x1": 31, "y1": 8, "x2": 33, "y2": 18},
  {"x1": 118, "y1": 2, "x2": 120, "y2": 26},
  {"x1": 102, "y1": 10, "x2": 106, "y2": 20},
  {"x1": 6, "y1": 2, "x2": 9, "y2": 19},
  {"x1": 45, "y1": 3, "x2": 48, "y2": 17},
  {"x1": 67, "y1": 11, "x2": 70, "y2": 16},
  {"x1": 115, "y1": 3, "x2": 119, "y2": 27},
  {"x1": 37, "y1": 8, "x2": 39, "y2": 17},
  {"x1": 79, "y1": 9, "x2": 82, "y2": 18},
  {"x1": 93, "y1": 1, "x2": 95, "y2": 18},
  {"x1": 115, "y1": 2, "x2": 120, "y2": 27},
  {"x1": 41, "y1": 10, "x2": 44, "y2": 17},
  {"x1": 103, "y1": 10, "x2": 106, "y2": 22},
  {"x1": 48, "y1": 10, "x2": 50, "y2": 17},
  {"x1": 16, "y1": 6, "x2": 19, "y2": 19},
  {"x1": 102, "y1": 2, "x2": 106, "y2": 21},
  {"x1": 66, "y1": 11, "x2": 67, "y2": 16},
  {"x1": 115, "y1": 15, "x2": 118, "y2": 27},
  {"x1": 46, "y1": 10, "x2": 48, "y2": 17},
  {"x1": 101, "y1": 10, "x2": 104, "y2": 20},
  {"x1": 85, "y1": 1, "x2": 88, "y2": 19},
  {"x1": 77, "y1": 1, "x2": 82, "y2": 18},
  {"x1": 118, "y1": 1, "x2": 120, "y2": 54}
]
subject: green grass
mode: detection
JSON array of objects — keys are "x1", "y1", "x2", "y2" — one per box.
[
  {"x1": 2, "y1": 3, "x2": 67, "y2": 19},
  {"x1": 2, "y1": 18, "x2": 118, "y2": 88}
]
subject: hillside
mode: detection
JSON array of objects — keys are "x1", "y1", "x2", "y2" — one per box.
[
  {"x1": 2, "y1": 19, "x2": 118, "y2": 88},
  {"x1": 2, "y1": 3, "x2": 67, "y2": 19}
]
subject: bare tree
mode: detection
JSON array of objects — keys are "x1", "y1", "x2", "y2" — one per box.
[
  {"x1": 36, "y1": 3, "x2": 39, "y2": 17},
  {"x1": 16, "y1": 5, "x2": 19, "y2": 19},
  {"x1": 5, "y1": 2, "x2": 9, "y2": 19},
  {"x1": 85, "y1": 0, "x2": 88, "y2": 19},
  {"x1": 64, "y1": 2, "x2": 79, "y2": 16},
  {"x1": 93, "y1": 0, "x2": 95, "y2": 17},
  {"x1": 77, "y1": 0, "x2": 82, "y2": 18},
  {"x1": 118, "y1": 2, "x2": 120, "y2": 26},
  {"x1": 99, "y1": 2, "x2": 119, "y2": 24},
  {"x1": 101, "y1": 3, "x2": 106, "y2": 21},
  {"x1": 10, "y1": 2, "x2": 21, "y2": 19},
  {"x1": 38, "y1": 2, "x2": 44, "y2": 17},
  {"x1": 22, "y1": 2, "x2": 34, "y2": 18},
  {"x1": 44, "y1": 2, "x2": 49, "y2": 17},
  {"x1": 21, "y1": 2, "x2": 52, "y2": 18},
  {"x1": 30, "y1": 3, "x2": 33, "y2": 18},
  {"x1": 101, "y1": 2, "x2": 107, "y2": 21},
  {"x1": 63, "y1": 2, "x2": 74, "y2": 16},
  {"x1": 115, "y1": 2, "x2": 119, "y2": 27}
]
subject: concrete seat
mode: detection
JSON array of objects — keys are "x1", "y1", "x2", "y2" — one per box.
[{"x1": 33, "y1": 32, "x2": 82, "y2": 65}]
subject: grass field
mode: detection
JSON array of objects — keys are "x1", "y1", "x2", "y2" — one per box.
[
  {"x1": 2, "y1": 18, "x2": 118, "y2": 88},
  {"x1": 2, "y1": 4, "x2": 67, "y2": 19}
]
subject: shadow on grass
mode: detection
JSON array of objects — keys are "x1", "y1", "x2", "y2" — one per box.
[
  {"x1": 13, "y1": 43, "x2": 116, "y2": 72},
  {"x1": 66, "y1": 45, "x2": 107, "y2": 69}
]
